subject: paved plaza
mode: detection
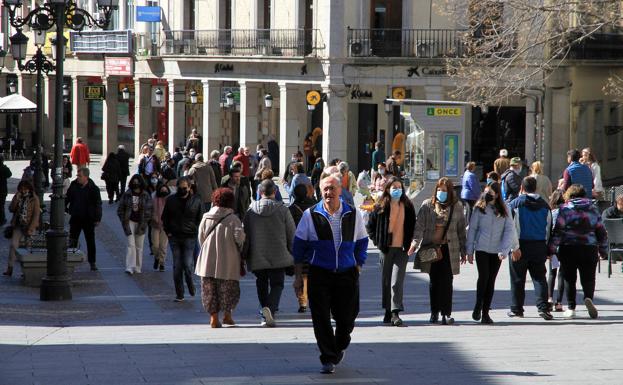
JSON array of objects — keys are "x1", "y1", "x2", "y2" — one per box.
[{"x1": 0, "y1": 158, "x2": 622, "y2": 385}]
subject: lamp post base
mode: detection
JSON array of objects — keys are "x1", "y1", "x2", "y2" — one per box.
[{"x1": 40, "y1": 275, "x2": 72, "y2": 301}]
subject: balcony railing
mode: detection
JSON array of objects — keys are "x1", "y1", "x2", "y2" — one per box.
[
  {"x1": 161, "y1": 29, "x2": 322, "y2": 57},
  {"x1": 347, "y1": 28, "x2": 466, "y2": 58},
  {"x1": 567, "y1": 32, "x2": 623, "y2": 60},
  {"x1": 70, "y1": 30, "x2": 133, "y2": 54}
]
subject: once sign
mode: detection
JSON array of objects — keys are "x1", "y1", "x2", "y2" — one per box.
[{"x1": 426, "y1": 107, "x2": 462, "y2": 117}]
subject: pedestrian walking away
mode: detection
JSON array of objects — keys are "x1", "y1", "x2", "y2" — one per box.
[
  {"x1": 243, "y1": 179, "x2": 296, "y2": 327},
  {"x1": 292, "y1": 175, "x2": 368, "y2": 374},
  {"x1": 162, "y1": 176, "x2": 203, "y2": 302},
  {"x1": 507, "y1": 177, "x2": 553, "y2": 320},
  {"x1": 409, "y1": 177, "x2": 467, "y2": 326},
  {"x1": 187, "y1": 153, "x2": 219, "y2": 212},
  {"x1": 465, "y1": 181, "x2": 517, "y2": 324},
  {"x1": 116, "y1": 145, "x2": 131, "y2": 195},
  {"x1": 367, "y1": 177, "x2": 416, "y2": 326},
  {"x1": 101, "y1": 152, "x2": 122, "y2": 204},
  {"x1": 562, "y1": 149, "x2": 593, "y2": 197},
  {"x1": 529, "y1": 161, "x2": 553, "y2": 202},
  {"x1": 4, "y1": 180, "x2": 40, "y2": 277},
  {"x1": 0, "y1": 155, "x2": 13, "y2": 226},
  {"x1": 221, "y1": 167, "x2": 251, "y2": 220},
  {"x1": 65, "y1": 167, "x2": 102, "y2": 271},
  {"x1": 118, "y1": 175, "x2": 153, "y2": 275},
  {"x1": 548, "y1": 184, "x2": 608, "y2": 319},
  {"x1": 461, "y1": 161, "x2": 481, "y2": 221},
  {"x1": 493, "y1": 149, "x2": 510, "y2": 176},
  {"x1": 69, "y1": 137, "x2": 91, "y2": 169},
  {"x1": 196, "y1": 188, "x2": 246, "y2": 328},
  {"x1": 501, "y1": 157, "x2": 522, "y2": 202},
  {"x1": 547, "y1": 189, "x2": 566, "y2": 312}
]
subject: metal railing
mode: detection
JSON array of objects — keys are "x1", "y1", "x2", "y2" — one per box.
[
  {"x1": 567, "y1": 32, "x2": 623, "y2": 60},
  {"x1": 347, "y1": 28, "x2": 466, "y2": 58},
  {"x1": 70, "y1": 30, "x2": 133, "y2": 54},
  {"x1": 160, "y1": 29, "x2": 322, "y2": 57}
]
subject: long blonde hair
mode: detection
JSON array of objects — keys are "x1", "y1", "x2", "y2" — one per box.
[{"x1": 530, "y1": 161, "x2": 543, "y2": 175}]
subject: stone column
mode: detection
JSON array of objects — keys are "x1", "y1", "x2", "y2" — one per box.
[
  {"x1": 167, "y1": 79, "x2": 186, "y2": 154},
  {"x1": 321, "y1": 85, "x2": 348, "y2": 163},
  {"x1": 550, "y1": 87, "x2": 571, "y2": 181},
  {"x1": 134, "y1": 78, "x2": 152, "y2": 158},
  {"x1": 102, "y1": 77, "x2": 119, "y2": 157},
  {"x1": 72, "y1": 76, "x2": 88, "y2": 142},
  {"x1": 525, "y1": 95, "x2": 537, "y2": 164},
  {"x1": 42, "y1": 75, "x2": 56, "y2": 150},
  {"x1": 279, "y1": 82, "x2": 301, "y2": 175},
  {"x1": 239, "y1": 81, "x2": 259, "y2": 151},
  {"x1": 202, "y1": 79, "x2": 222, "y2": 156}
]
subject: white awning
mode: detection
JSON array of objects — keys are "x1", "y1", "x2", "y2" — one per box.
[{"x1": 0, "y1": 94, "x2": 37, "y2": 113}]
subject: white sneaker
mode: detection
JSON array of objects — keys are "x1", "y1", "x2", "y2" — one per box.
[
  {"x1": 261, "y1": 307, "x2": 275, "y2": 327},
  {"x1": 584, "y1": 298, "x2": 598, "y2": 319},
  {"x1": 564, "y1": 309, "x2": 576, "y2": 319}
]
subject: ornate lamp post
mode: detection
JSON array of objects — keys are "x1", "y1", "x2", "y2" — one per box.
[{"x1": 4, "y1": 0, "x2": 118, "y2": 301}]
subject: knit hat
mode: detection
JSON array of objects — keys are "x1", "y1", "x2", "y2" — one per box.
[
  {"x1": 500, "y1": 149, "x2": 508, "y2": 157},
  {"x1": 510, "y1": 157, "x2": 521, "y2": 166}
]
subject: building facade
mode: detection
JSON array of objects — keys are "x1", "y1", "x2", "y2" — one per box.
[{"x1": 2, "y1": 0, "x2": 623, "y2": 183}]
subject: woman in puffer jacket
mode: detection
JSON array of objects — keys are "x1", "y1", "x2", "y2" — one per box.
[{"x1": 466, "y1": 181, "x2": 517, "y2": 324}]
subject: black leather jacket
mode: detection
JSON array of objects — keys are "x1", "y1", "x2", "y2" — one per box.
[{"x1": 161, "y1": 192, "x2": 203, "y2": 238}]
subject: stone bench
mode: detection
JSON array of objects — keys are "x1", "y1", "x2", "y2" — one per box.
[{"x1": 16, "y1": 248, "x2": 85, "y2": 287}]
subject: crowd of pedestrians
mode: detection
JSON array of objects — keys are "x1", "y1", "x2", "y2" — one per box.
[{"x1": 1, "y1": 133, "x2": 619, "y2": 375}]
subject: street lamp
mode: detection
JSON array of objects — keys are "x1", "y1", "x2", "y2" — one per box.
[
  {"x1": 264, "y1": 93, "x2": 273, "y2": 109},
  {"x1": 5, "y1": 0, "x2": 116, "y2": 301},
  {"x1": 121, "y1": 86, "x2": 130, "y2": 101},
  {"x1": 190, "y1": 90, "x2": 198, "y2": 104},
  {"x1": 225, "y1": 91, "x2": 235, "y2": 108},
  {"x1": 62, "y1": 83, "x2": 70, "y2": 102},
  {"x1": 154, "y1": 87, "x2": 163, "y2": 103},
  {"x1": 8, "y1": 80, "x2": 17, "y2": 94},
  {"x1": 306, "y1": 103, "x2": 315, "y2": 111},
  {"x1": 384, "y1": 98, "x2": 393, "y2": 113}
]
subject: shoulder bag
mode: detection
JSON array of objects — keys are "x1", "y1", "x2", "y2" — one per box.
[{"x1": 416, "y1": 203, "x2": 454, "y2": 264}]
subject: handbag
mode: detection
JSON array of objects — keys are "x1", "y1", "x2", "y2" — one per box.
[
  {"x1": 3, "y1": 225, "x2": 13, "y2": 239},
  {"x1": 415, "y1": 203, "x2": 454, "y2": 264}
]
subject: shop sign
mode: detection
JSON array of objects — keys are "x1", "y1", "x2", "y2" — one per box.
[
  {"x1": 105, "y1": 57, "x2": 133, "y2": 76},
  {"x1": 214, "y1": 63, "x2": 234, "y2": 73},
  {"x1": 350, "y1": 86, "x2": 372, "y2": 100},
  {"x1": 392, "y1": 87, "x2": 406, "y2": 100},
  {"x1": 426, "y1": 107, "x2": 462, "y2": 117},
  {"x1": 407, "y1": 66, "x2": 456, "y2": 78},
  {"x1": 83, "y1": 85, "x2": 106, "y2": 100},
  {"x1": 306, "y1": 90, "x2": 322, "y2": 105},
  {"x1": 136, "y1": 6, "x2": 161, "y2": 22}
]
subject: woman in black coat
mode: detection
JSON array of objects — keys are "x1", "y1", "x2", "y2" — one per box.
[
  {"x1": 366, "y1": 176, "x2": 416, "y2": 326},
  {"x1": 102, "y1": 152, "x2": 122, "y2": 204}
]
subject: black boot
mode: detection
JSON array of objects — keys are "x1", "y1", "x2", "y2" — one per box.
[
  {"x1": 153, "y1": 258, "x2": 159, "y2": 270},
  {"x1": 472, "y1": 304, "x2": 482, "y2": 321},
  {"x1": 429, "y1": 312, "x2": 439, "y2": 324},
  {"x1": 481, "y1": 311, "x2": 494, "y2": 324},
  {"x1": 383, "y1": 310, "x2": 392, "y2": 324},
  {"x1": 3, "y1": 266, "x2": 13, "y2": 277}
]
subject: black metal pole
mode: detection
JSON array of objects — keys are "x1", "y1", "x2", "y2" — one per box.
[
  {"x1": 32, "y1": 48, "x2": 45, "y2": 230},
  {"x1": 41, "y1": 1, "x2": 71, "y2": 301}
]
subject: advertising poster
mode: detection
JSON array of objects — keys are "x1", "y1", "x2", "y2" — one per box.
[{"x1": 444, "y1": 134, "x2": 459, "y2": 177}]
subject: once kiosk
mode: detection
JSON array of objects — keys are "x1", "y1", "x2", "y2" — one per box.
[{"x1": 384, "y1": 98, "x2": 470, "y2": 211}]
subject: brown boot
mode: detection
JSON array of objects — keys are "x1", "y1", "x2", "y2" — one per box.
[
  {"x1": 222, "y1": 311, "x2": 235, "y2": 326},
  {"x1": 210, "y1": 313, "x2": 222, "y2": 328},
  {"x1": 2, "y1": 266, "x2": 12, "y2": 277}
]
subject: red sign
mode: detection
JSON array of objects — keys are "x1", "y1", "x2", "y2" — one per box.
[{"x1": 105, "y1": 57, "x2": 133, "y2": 76}]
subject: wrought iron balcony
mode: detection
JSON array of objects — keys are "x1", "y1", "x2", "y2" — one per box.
[
  {"x1": 347, "y1": 28, "x2": 466, "y2": 58},
  {"x1": 161, "y1": 29, "x2": 322, "y2": 57},
  {"x1": 70, "y1": 30, "x2": 133, "y2": 54}
]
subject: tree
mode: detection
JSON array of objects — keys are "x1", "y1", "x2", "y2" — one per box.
[{"x1": 438, "y1": 0, "x2": 623, "y2": 105}]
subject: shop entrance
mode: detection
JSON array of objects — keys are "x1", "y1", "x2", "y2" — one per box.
[{"x1": 357, "y1": 103, "x2": 378, "y2": 173}]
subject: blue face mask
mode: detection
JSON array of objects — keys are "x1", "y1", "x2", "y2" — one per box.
[
  {"x1": 390, "y1": 188, "x2": 402, "y2": 200},
  {"x1": 486, "y1": 178, "x2": 494, "y2": 185},
  {"x1": 436, "y1": 190, "x2": 448, "y2": 203}
]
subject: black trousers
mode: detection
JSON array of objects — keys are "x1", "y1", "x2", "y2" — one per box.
[
  {"x1": 509, "y1": 240, "x2": 549, "y2": 313},
  {"x1": 0, "y1": 193, "x2": 6, "y2": 224},
  {"x1": 558, "y1": 245, "x2": 599, "y2": 310},
  {"x1": 254, "y1": 268, "x2": 285, "y2": 314},
  {"x1": 308, "y1": 265, "x2": 359, "y2": 365},
  {"x1": 547, "y1": 261, "x2": 565, "y2": 304},
  {"x1": 475, "y1": 251, "x2": 502, "y2": 313},
  {"x1": 69, "y1": 218, "x2": 96, "y2": 264},
  {"x1": 119, "y1": 176, "x2": 128, "y2": 197},
  {"x1": 104, "y1": 180, "x2": 120, "y2": 202},
  {"x1": 429, "y1": 244, "x2": 453, "y2": 316}
]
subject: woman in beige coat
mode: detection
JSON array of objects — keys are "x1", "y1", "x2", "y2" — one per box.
[
  {"x1": 195, "y1": 187, "x2": 245, "y2": 328},
  {"x1": 408, "y1": 177, "x2": 467, "y2": 325}
]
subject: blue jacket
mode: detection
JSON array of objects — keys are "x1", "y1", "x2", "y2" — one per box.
[
  {"x1": 508, "y1": 194, "x2": 552, "y2": 242},
  {"x1": 564, "y1": 162, "x2": 593, "y2": 198},
  {"x1": 292, "y1": 200, "x2": 368, "y2": 271},
  {"x1": 461, "y1": 170, "x2": 480, "y2": 201}
]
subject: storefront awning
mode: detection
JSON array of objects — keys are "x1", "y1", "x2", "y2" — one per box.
[{"x1": 0, "y1": 94, "x2": 37, "y2": 113}]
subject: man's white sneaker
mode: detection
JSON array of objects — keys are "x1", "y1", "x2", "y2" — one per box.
[
  {"x1": 564, "y1": 309, "x2": 576, "y2": 319},
  {"x1": 261, "y1": 307, "x2": 275, "y2": 327},
  {"x1": 585, "y1": 298, "x2": 598, "y2": 319}
]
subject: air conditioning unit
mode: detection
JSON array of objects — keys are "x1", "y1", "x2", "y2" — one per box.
[{"x1": 349, "y1": 38, "x2": 370, "y2": 57}]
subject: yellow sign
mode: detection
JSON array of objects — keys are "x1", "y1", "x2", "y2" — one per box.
[
  {"x1": 306, "y1": 90, "x2": 322, "y2": 105},
  {"x1": 83, "y1": 85, "x2": 106, "y2": 100},
  {"x1": 392, "y1": 87, "x2": 406, "y2": 100},
  {"x1": 426, "y1": 107, "x2": 461, "y2": 117}
]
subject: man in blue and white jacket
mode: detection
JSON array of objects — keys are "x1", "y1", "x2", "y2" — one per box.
[
  {"x1": 508, "y1": 176, "x2": 553, "y2": 320},
  {"x1": 293, "y1": 174, "x2": 368, "y2": 374}
]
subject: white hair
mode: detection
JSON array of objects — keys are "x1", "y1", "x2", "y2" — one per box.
[
  {"x1": 320, "y1": 173, "x2": 341, "y2": 187},
  {"x1": 338, "y1": 161, "x2": 349, "y2": 172}
]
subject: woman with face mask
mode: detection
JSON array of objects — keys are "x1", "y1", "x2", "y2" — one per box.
[
  {"x1": 4, "y1": 181, "x2": 40, "y2": 277},
  {"x1": 371, "y1": 162, "x2": 389, "y2": 194},
  {"x1": 117, "y1": 175, "x2": 153, "y2": 275},
  {"x1": 465, "y1": 182, "x2": 517, "y2": 324},
  {"x1": 408, "y1": 178, "x2": 467, "y2": 325},
  {"x1": 367, "y1": 177, "x2": 416, "y2": 326}
]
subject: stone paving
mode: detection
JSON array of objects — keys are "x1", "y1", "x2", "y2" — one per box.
[{"x1": 1, "y1": 158, "x2": 622, "y2": 385}]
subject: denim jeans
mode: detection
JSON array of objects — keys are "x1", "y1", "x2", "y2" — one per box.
[
  {"x1": 169, "y1": 237, "x2": 196, "y2": 299},
  {"x1": 254, "y1": 268, "x2": 285, "y2": 314}
]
